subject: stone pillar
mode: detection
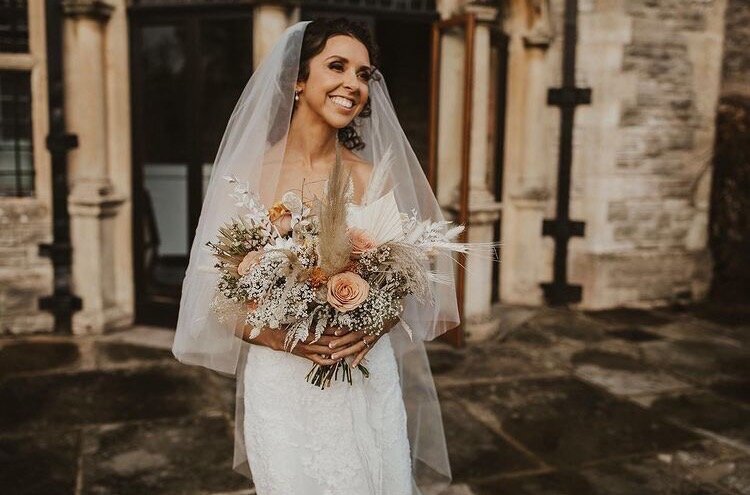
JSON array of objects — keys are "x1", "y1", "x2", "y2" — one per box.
[
  {"x1": 499, "y1": 0, "x2": 554, "y2": 305},
  {"x1": 253, "y1": 4, "x2": 293, "y2": 68},
  {"x1": 447, "y1": 3, "x2": 503, "y2": 342},
  {"x1": 63, "y1": 0, "x2": 127, "y2": 334}
]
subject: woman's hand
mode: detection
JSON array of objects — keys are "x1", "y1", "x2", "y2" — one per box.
[
  {"x1": 327, "y1": 317, "x2": 400, "y2": 368},
  {"x1": 241, "y1": 324, "x2": 342, "y2": 367}
]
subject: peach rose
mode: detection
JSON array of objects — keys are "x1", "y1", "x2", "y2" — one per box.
[
  {"x1": 326, "y1": 271, "x2": 369, "y2": 312},
  {"x1": 274, "y1": 213, "x2": 293, "y2": 236},
  {"x1": 347, "y1": 227, "x2": 377, "y2": 254},
  {"x1": 269, "y1": 202, "x2": 293, "y2": 236},
  {"x1": 238, "y1": 248, "x2": 264, "y2": 276}
]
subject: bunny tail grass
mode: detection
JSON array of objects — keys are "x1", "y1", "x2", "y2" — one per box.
[{"x1": 318, "y1": 138, "x2": 353, "y2": 276}]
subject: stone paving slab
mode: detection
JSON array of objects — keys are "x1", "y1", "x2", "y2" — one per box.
[
  {"x1": 79, "y1": 414, "x2": 248, "y2": 495},
  {"x1": 571, "y1": 347, "x2": 692, "y2": 397},
  {"x1": 644, "y1": 390, "x2": 750, "y2": 444},
  {"x1": 446, "y1": 377, "x2": 699, "y2": 468},
  {"x1": 0, "y1": 341, "x2": 81, "y2": 378},
  {"x1": 0, "y1": 430, "x2": 79, "y2": 495},
  {"x1": 0, "y1": 364, "x2": 223, "y2": 434},
  {"x1": 640, "y1": 338, "x2": 750, "y2": 386},
  {"x1": 440, "y1": 399, "x2": 541, "y2": 482},
  {"x1": 471, "y1": 439, "x2": 749, "y2": 495}
]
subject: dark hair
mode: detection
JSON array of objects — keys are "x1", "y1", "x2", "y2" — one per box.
[{"x1": 297, "y1": 17, "x2": 381, "y2": 151}]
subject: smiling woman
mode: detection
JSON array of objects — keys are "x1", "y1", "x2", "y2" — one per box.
[{"x1": 173, "y1": 17, "x2": 461, "y2": 495}]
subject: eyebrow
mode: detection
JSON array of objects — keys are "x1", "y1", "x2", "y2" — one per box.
[{"x1": 325, "y1": 55, "x2": 373, "y2": 72}]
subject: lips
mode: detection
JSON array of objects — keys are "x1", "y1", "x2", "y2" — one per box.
[{"x1": 329, "y1": 95, "x2": 356, "y2": 110}]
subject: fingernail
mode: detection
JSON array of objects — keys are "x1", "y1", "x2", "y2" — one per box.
[
  {"x1": 334, "y1": 330, "x2": 341, "y2": 335},
  {"x1": 329, "y1": 342, "x2": 335, "y2": 348},
  {"x1": 331, "y1": 353, "x2": 338, "y2": 359}
]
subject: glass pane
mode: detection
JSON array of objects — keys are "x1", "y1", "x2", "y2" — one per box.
[
  {"x1": 202, "y1": 162, "x2": 212, "y2": 199},
  {"x1": 198, "y1": 17, "x2": 253, "y2": 164},
  {"x1": 143, "y1": 163, "x2": 189, "y2": 257},
  {"x1": 0, "y1": 70, "x2": 33, "y2": 197},
  {"x1": 0, "y1": 0, "x2": 29, "y2": 53},
  {"x1": 141, "y1": 23, "x2": 189, "y2": 164}
]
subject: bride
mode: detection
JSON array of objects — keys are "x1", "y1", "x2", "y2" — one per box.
[{"x1": 172, "y1": 18, "x2": 461, "y2": 495}]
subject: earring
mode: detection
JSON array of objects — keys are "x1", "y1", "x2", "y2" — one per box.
[{"x1": 294, "y1": 89, "x2": 300, "y2": 102}]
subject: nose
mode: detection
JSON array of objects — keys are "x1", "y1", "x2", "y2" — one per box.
[{"x1": 342, "y1": 69, "x2": 358, "y2": 91}]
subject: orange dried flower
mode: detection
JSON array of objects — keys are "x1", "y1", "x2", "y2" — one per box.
[
  {"x1": 268, "y1": 202, "x2": 288, "y2": 222},
  {"x1": 308, "y1": 266, "x2": 329, "y2": 288}
]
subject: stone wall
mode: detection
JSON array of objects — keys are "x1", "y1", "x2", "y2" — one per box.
[
  {"x1": 721, "y1": 0, "x2": 750, "y2": 95},
  {"x1": 0, "y1": 199, "x2": 53, "y2": 334},
  {"x1": 564, "y1": 0, "x2": 726, "y2": 308}
]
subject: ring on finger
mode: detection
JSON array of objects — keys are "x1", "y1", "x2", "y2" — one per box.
[{"x1": 362, "y1": 336, "x2": 371, "y2": 349}]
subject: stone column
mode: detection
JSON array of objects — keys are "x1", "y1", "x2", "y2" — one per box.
[
  {"x1": 63, "y1": 0, "x2": 127, "y2": 334},
  {"x1": 253, "y1": 4, "x2": 293, "y2": 68},
  {"x1": 445, "y1": 3, "x2": 503, "y2": 342},
  {"x1": 499, "y1": 0, "x2": 554, "y2": 305}
]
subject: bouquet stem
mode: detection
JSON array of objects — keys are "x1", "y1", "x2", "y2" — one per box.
[{"x1": 305, "y1": 360, "x2": 370, "y2": 390}]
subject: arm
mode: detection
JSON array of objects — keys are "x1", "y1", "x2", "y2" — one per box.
[{"x1": 236, "y1": 319, "x2": 341, "y2": 367}]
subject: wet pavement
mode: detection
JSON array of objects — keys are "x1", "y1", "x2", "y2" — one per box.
[{"x1": 1, "y1": 303, "x2": 748, "y2": 494}]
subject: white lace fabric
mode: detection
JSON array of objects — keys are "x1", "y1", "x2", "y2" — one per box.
[{"x1": 242, "y1": 333, "x2": 412, "y2": 495}]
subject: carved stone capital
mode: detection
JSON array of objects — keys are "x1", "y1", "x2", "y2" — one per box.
[
  {"x1": 522, "y1": 0, "x2": 554, "y2": 49},
  {"x1": 464, "y1": 1, "x2": 499, "y2": 24},
  {"x1": 444, "y1": 188, "x2": 503, "y2": 226},
  {"x1": 62, "y1": 0, "x2": 115, "y2": 22}
]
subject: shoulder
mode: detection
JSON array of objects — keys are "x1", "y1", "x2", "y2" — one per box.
[{"x1": 341, "y1": 148, "x2": 373, "y2": 181}]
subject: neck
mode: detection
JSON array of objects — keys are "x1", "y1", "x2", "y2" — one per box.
[{"x1": 286, "y1": 105, "x2": 338, "y2": 169}]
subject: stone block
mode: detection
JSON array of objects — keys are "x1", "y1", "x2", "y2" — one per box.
[
  {"x1": 453, "y1": 377, "x2": 697, "y2": 467},
  {"x1": 79, "y1": 415, "x2": 248, "y2": 495}
]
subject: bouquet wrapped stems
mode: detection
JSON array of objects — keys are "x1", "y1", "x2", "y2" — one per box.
[{"x1": 306, "y1": 359, "x2": 370, "y2": 390}]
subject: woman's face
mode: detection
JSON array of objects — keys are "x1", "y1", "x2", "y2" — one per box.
[{"x1": 296, "y1": 34, "x2": 372, "y2": 129}]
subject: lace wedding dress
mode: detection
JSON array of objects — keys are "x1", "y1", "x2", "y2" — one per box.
[{"x1": 242, "y1": 331, "x2": 413, "y2": 495}]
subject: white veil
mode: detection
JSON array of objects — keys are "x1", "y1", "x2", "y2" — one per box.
[{"x1": 172, "y1": 20, "x2": 460, "y2": 494}]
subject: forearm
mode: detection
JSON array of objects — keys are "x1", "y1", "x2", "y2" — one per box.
[{"x1": 237, "y1": 321, "x2": 279, "y2": 350}]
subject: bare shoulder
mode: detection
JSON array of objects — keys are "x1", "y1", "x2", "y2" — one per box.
[{"x1": 341, "y1": 148, "x2": 373, "y2": 181}]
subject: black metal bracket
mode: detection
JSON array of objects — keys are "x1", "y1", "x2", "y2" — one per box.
[
  {"x1": 542, "y1": 219, "x2": 586, "y2": 239},
  {"x1": 547, "y1": 87, "x2": 591, "y2": 107},
  {"x1": 46, "y1": 133, "x2": 78, "y2": 153},
  {"x1": 39, "y1": 293, "x2": 83, "y2": 313}
]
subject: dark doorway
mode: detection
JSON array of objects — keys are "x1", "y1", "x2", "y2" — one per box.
[
  {"x1": 709, "y1": 94, "x2": 750, "y2": 303},
  {"x1": 129, "y1": 7, "x2": 253, "y2": 326}
]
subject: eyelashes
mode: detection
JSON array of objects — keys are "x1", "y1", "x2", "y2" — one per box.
[{"x1": 328, "y1": 62, "x2": 372, "y2": 82}]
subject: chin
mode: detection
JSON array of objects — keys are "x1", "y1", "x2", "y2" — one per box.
[{"x1": 324, "y1": 114, "x2": 356, "y2": 129}]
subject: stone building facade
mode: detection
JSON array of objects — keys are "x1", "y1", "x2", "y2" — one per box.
[{"x1": 0, "y1": 0, "x2": 743, "y2": 341}]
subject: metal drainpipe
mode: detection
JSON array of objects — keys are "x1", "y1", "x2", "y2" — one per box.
[{"x1": 38, "y1": 0, "x2": 82, "y2": 333}]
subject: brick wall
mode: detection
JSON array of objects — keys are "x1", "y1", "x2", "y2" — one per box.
[{"x1": 0, "y1": 199, "x2": 53, "y2": 334}]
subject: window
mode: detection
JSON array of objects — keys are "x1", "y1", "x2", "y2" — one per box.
[
  {"x1": 0, "y1": 70, "x2": 33, "y2": 196},
  {"x1": 0, "y1": 0, "x2": 30, "y2": 53},
  {"x1": 0, "y1": 0, "x2": 34, "y2": 197}
]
